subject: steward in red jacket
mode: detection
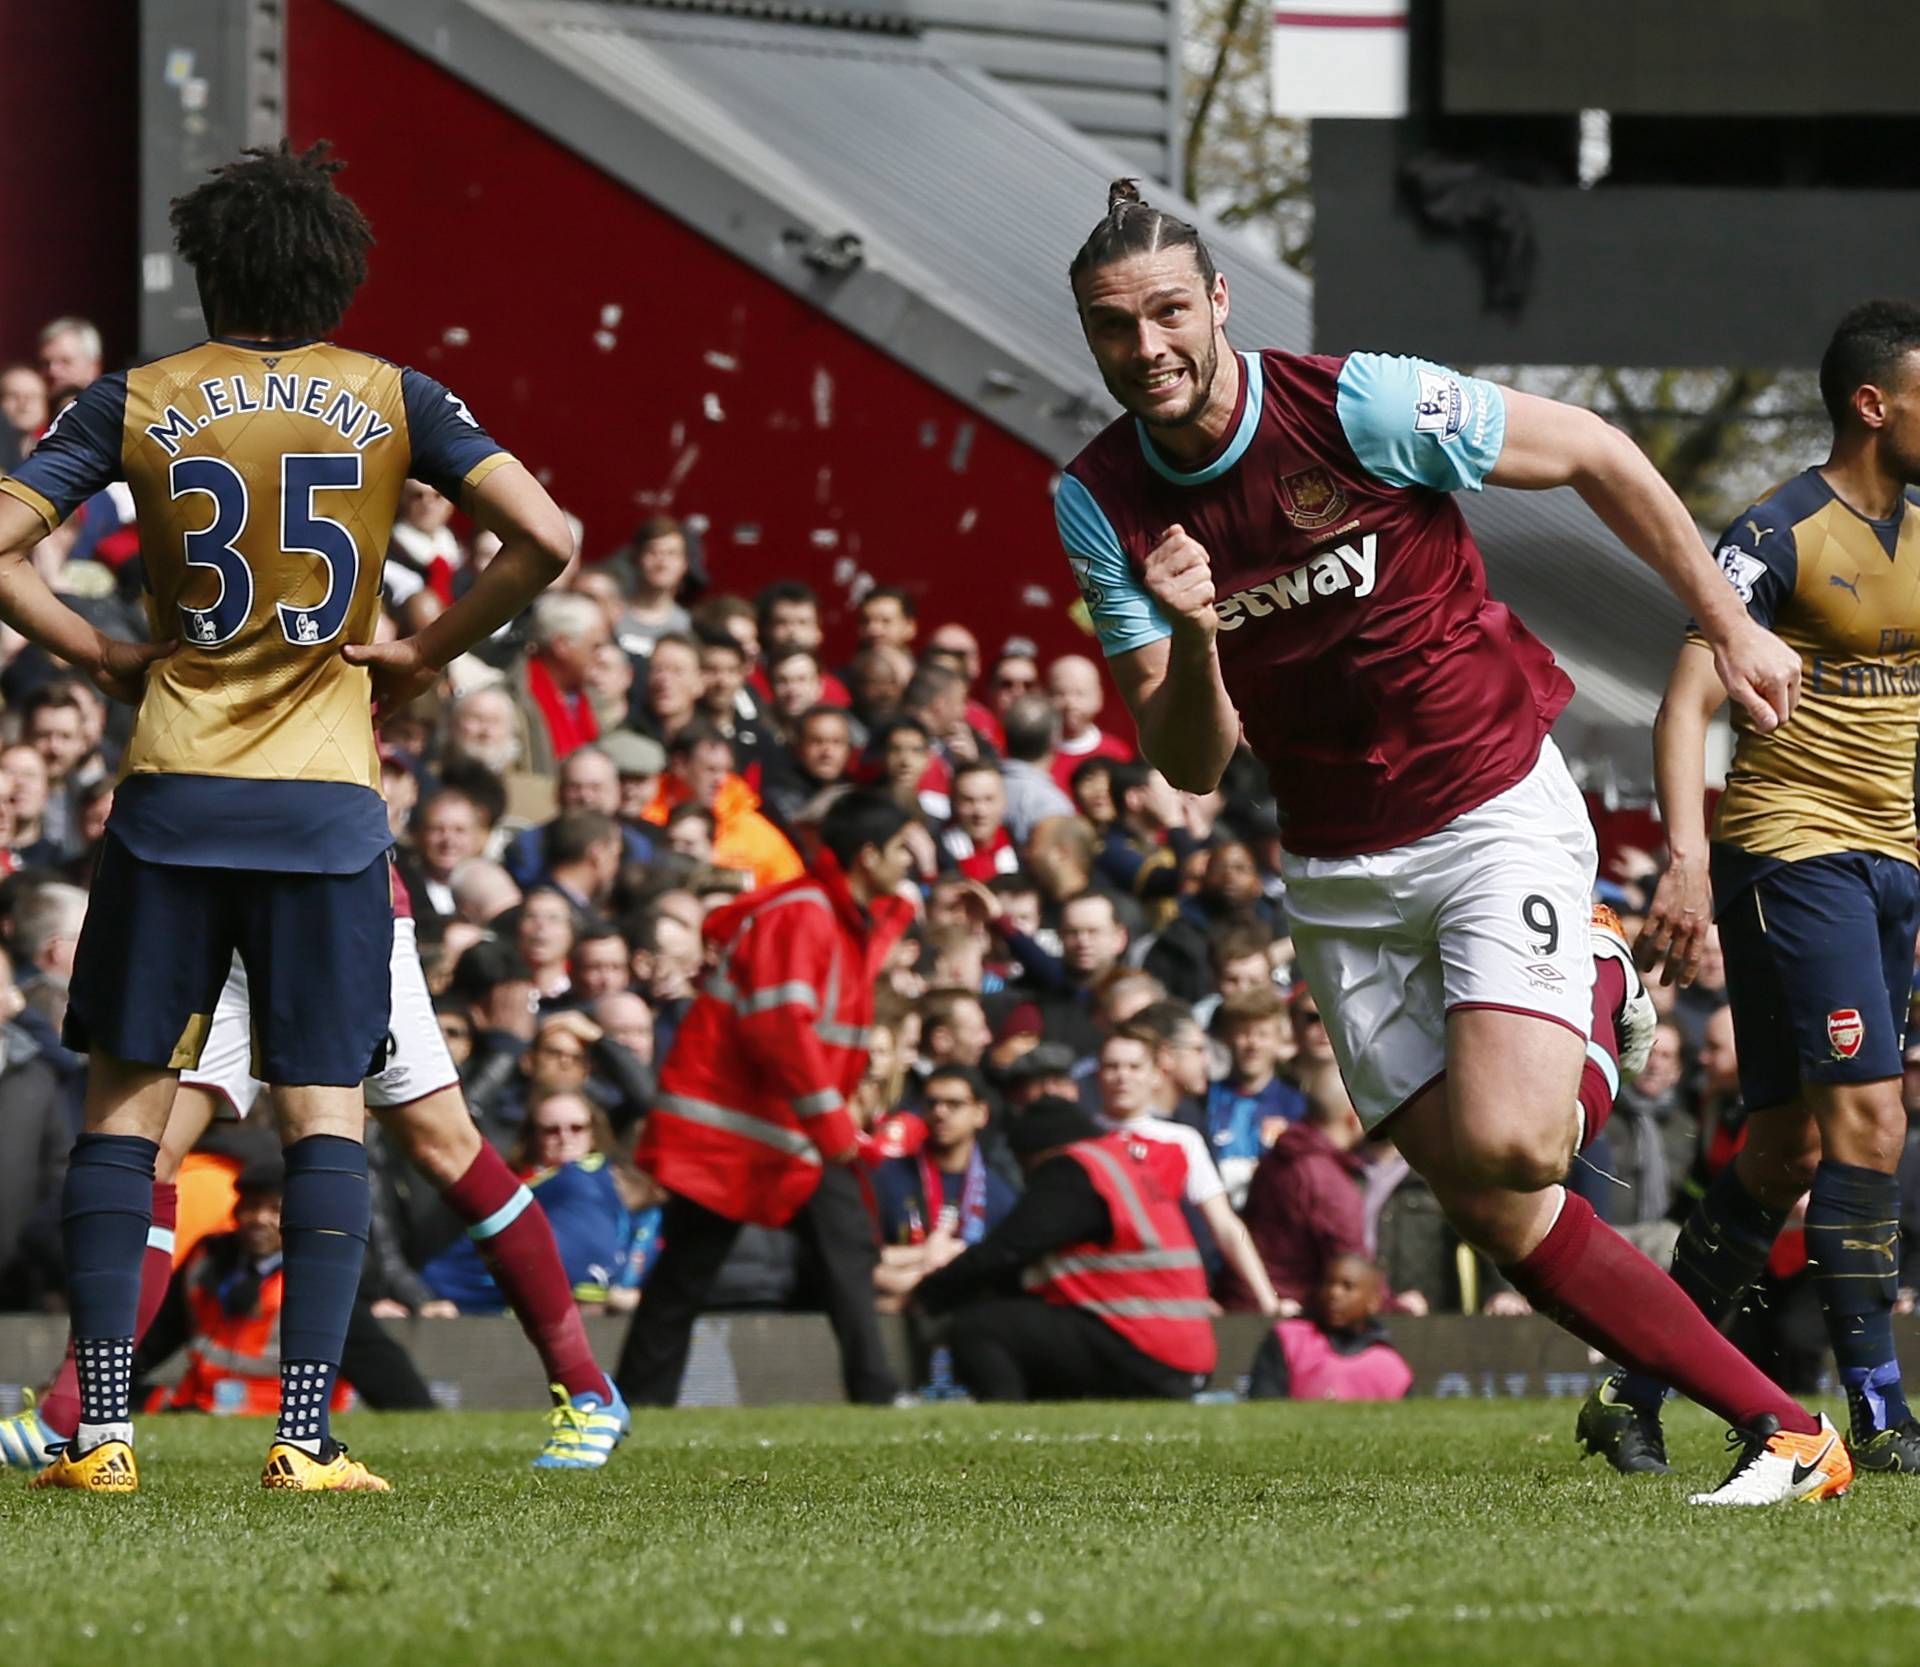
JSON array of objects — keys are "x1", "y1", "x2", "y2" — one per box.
[
  {"x1": 618, "y1": 790, "x2": 919, "y2": 1407},
  {"x1": 915, "y1": 1099, "x2": 1216, "y2": 1400}
]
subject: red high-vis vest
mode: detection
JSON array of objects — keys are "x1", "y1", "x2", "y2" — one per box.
[
  {"x1": 1024, "y1": 1133, "x2": 1218, "y2": 1376},
  {"x1": 637, "y1": 849, "x2": 914, "y2": 1228}
]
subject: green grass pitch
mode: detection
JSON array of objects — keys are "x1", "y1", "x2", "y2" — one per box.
[{"x1": 6, "y1": 1400, "x2": 1916, "y2": 1667}]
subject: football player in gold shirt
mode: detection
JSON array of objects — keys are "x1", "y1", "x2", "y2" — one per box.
[
  {"x1": 0, "y1": 143, "x2": 571, "y2": 1493},
  {"x1": 1582, "y1": 300, "x2": 1920, "y2": 1476}
]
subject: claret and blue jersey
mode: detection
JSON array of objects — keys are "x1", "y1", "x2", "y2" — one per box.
[{"x1": 1056, "y1": 349, "x2": 1571, "y2": 857}]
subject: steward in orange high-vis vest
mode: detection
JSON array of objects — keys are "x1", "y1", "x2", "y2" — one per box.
[
  {"x1": 914, "y1": 1099, "x2": 1217, "y2": 1400},
  {"x1": 149, "y1": 1161, "x2": 352, "y2": 1418},
  {"x1": 619, "y1": 791, "x2": 918, "y2": 1408}
]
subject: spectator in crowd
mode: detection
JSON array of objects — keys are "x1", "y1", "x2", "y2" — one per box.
[
  {"x1": 445, "y1": 684, "x2": 553, "y2": 824},
  {"x1": 1033, "y1": 890, "x2": 1130, "y2": 1058},
  {"x1": 2, "y1": 744, "x2": 56, "y2": 868},
  {"x1": 1226, "y1": 1063, "x2": 1370, "y2": 1313},
  {"x1": 506, "y1": 740, "x2": 660, "y2": 887},
  {"x1": 875, "y1": 716, "x2": 948, "y2": 822},
  {"x1": 571, "y1": 927, "x2": 634, "y2": 1001},
  {"x1": 845, "y1": 644, "x2": 914, "y2": 733},
  {"x1": 1248, "y1": 1255, "x2": 1414, "y2": 1402},
  {"x1": 639, "y1": 631, "x2": 703, "y2": 746},
  {"x1": 517, "y1": 887, "x2": 580, "y2": 1005},
  {"x1": 1094, "y1": 763, "x2": 1201, "y2": 927},
  {"x1": 922, "y1": 621, "x2": 1002, "y2": 750},
  {"x1": 14, "y1": 881, "x2": 86, "y2": 1022},
  {"x1": 913, "y1": 1098, "x2": 1215, "y2": 1401},
  {"x1": 1194, "y1": 921, "x2": 1280, "y2": 1029},
  {"x1": 997, "y1": 694, "x2": 1076, "y2": 844},
  {"x1": 766, "y1": 647, "x2": 826, "y2": 733},
  {"x1": 1045, "y1": 654, "x2": 1131, "y2": 791},
  {"x1": 1204, "y1": 987, "x2": 1307, "y2": 1209},
  {"x1": 753, "y1": 580, "x2": 852, "y2": 708},
  {"x1": 987, "y1": 641, "x2": 1040, "y2": 727},
  {"x1": 386, "y1": 480, "x2": 464, "y2": 608},
  {"x1": 37, "y1": 317, "x2": 101, "y2": 402},
  {"x1": 22, "y1": 682, "x2": 103, "y2": 857},
  {"x1": 625, "y1": 899, "x2": 702, "y2": 1058},
  {"x1": 583, "y1": 641, "x2": 637, "y2": 734},
  {"x1": 872, "y1": 1063, "x2": 1018, "y2": 1285},
  {"x1": 664, "y1": 803, "x2": 715, "y2": 861},
  {"x1": 0, "y1": 945, "x2": 67, "y2": 1309},
  {"x1": 615, "y1": 515, "x2": 694, "y2": 657},
  {"x1": 857, "y1": 586, "x2": 917, "y2": 657},
  {"x1": 639, "y1": 721, "x2": 802, "y2": 891},
  {"x1": 449, "y1": 859, "x2": 521, "y2": 927},
  {"x1": 1001, "y1": 1040, "x2": 1079, "y2": 1109},
  {"x1": 761, "y1": 703, "x2": 853, "y2": 825},
  {"x1": 424, "y1": 1093, "x2": 634, "y2": 1311},
  {"x1": 1608, "y1": 1021, "x2": 1692, "y2": 1259},
  {"x1": 399, "y1": 786, "x2": 489, "y2": 920},
  {"x1": 512, "y1": 592, "x2": 610, "y2": 774},
  {"x1": 916, "y1": 987, "x2": 993, "y2": 1085},
  {"x1": 942, "y1": 760, "x2": 1018, "y2": 880},
  {"x1": 539, "y1": 811, "x2": 624, "y2": 916},
  {"x1": 1, "y1": 366, "x2": 48, "y2": 467},
  {"x1": 694, "y1": 621, "x2": 780, "y2": 783}
]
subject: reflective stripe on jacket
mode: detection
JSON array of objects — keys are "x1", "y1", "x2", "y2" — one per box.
[
  {"x1": 636, "y1": 849, "x2": 913, "y2": 1228},
  {"x1": 1025, "y1": 1132, "x2": 1218, "y2": 1375}
]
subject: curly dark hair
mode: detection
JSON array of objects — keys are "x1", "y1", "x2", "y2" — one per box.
[{"x1": 169, "y1": 140, "x2": 374, "y2": 339}]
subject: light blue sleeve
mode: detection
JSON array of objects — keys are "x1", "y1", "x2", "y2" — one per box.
[
  {"x1": 1054, "y1": 474, "x2": 1171, "y2": 659},
  {"x1": 1334, "y1": 353, "x2": 1507, "y2": 492}
]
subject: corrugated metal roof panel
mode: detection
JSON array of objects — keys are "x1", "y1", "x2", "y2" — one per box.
[{"x1": 356, "y1": 0, "x2": 1676, "y2": 735}]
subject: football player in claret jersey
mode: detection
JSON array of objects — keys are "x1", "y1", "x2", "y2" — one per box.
[
  {"x1": 1057, "y1": 179, "x2": 1846, "y2": 1505},
  {"x1": 1581, "y1": 300, "x2": 1920, "y2": 1478},
  {"x1": 0, "y1": 143, "x2": 573, "y2": 1494}
]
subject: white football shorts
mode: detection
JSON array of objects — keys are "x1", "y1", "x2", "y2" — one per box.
[
  {"x1": 182, "y1": 915, "x2": 461, "y2": 1116},
  {"x1": 1281, "y1": 737, "x2": 1598, "y2": 1129}
]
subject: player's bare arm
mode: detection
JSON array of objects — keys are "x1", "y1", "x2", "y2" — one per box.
[
  {"x1": 345, "y1": 460, "x2": 571, "y2": 707},
  {"x1": 1639, "y1": 640, "x2": 1724, "y2": 988},
  {"x1": 1488, "y1": 389, "x2": 1800, "y2": 735},
  {"x1": 1106, "y1": 524, "x2": 1240, "y2": 793},
  {"x1": 0, "y1": 493, "x2": 172, "y2": 703}
]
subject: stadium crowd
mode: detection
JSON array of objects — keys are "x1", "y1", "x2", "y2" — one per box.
[{"x1": 4, "y1": 314, "x2": 1920, "y2": 1401}]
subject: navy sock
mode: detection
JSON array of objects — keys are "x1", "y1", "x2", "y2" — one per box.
[
  {"x1": 1617, "y1": 1164, "x2": 1786, "y2": 1411},
  {"x1": 276, "y1": 1134, "x2": 369, "y2": 1452},
  {"x1": 277, "y1": 1361, "x2": 340, "y2": 1448},
  {"x1": 61, "y1": 1134, "x2": 158, "y2": 1435},
  {"x1": 1805, "y1": 1159, "x2": 1910, "y2": 1436}
]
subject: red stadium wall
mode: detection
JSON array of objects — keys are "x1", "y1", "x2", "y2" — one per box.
[
  {"x1": 0, "y1": 2, "x2": 138, "y2": 370},
  {"x1": 287, "y1": 0, "x2": 1085, "y2": 669}
]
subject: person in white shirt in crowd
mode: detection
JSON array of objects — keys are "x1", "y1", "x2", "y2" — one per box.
[{"x1": 1097, "y1": 1020, "x2": 1283, "y2": 1318}]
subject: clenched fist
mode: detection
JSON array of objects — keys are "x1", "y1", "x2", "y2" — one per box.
[{"x1": 1143, "y1": 524, "x2": 1218, "y2": 636}]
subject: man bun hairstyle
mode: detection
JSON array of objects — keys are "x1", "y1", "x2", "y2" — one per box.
[
  {"x1": 1069, "y1": 177, "x2": 1218, "y2": 299},
  {"x1": 170, "y1": 141, "x2": 373, "y2": 340},
  {"x1": 1819, "y1": 298, "x2": 1920, "y2": 431}
]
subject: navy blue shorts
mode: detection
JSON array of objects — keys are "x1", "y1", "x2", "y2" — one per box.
[
  {"x1": 1715, "y1": 849, "x2": 1920, "y2": 1110},
  {"x1": 65, "y1": 834, "x2": 394, "y2": 1087}
]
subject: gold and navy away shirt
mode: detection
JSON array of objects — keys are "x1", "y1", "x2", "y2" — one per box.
[
  {"x1": 0, "y1": 337, "x2": 511, "y2": 870},
  {"x1": 1699, "y1": 468, "x2": 1920, "y2": 875}
]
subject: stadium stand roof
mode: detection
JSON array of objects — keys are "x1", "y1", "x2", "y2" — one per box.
[{"x1": 340, "y1": 0, "x2": 1686, "y2": 749}]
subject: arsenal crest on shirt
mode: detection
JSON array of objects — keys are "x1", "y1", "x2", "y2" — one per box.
[
  {"x1": 1277, "y1": 465, "x2": 1348, "y2": 531},
  {"x1": 1827, "y1": 1008, "x2": 1865, "y2": 1060}
]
